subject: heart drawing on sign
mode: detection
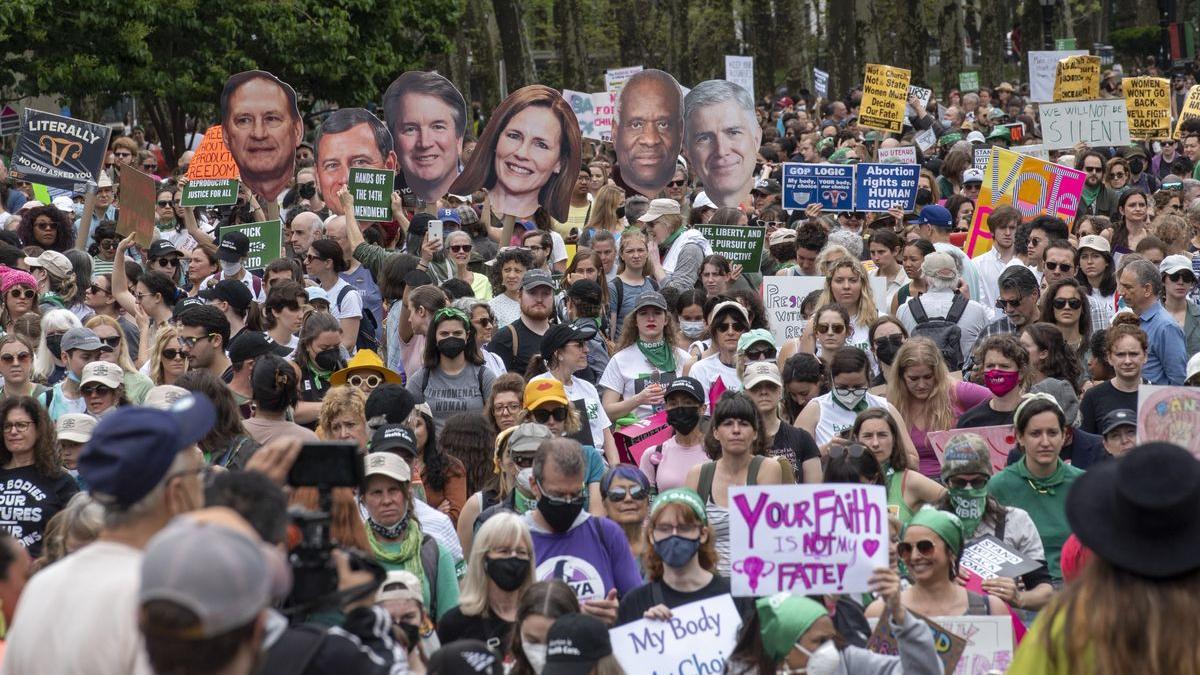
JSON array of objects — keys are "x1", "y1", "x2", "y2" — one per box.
[{"x1": 862, "y1": 540, "x2": 879, "y2": 557}]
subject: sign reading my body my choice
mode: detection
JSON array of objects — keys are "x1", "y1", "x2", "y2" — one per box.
[
  {"x1": 781, "y1": 163, "x2": 854, "y2": 211},
  {"x1": 853, "y1": 163, "x2": 919, "y2": 212}
]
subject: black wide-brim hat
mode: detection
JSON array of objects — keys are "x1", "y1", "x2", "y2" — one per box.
[{"x1": 1066, "y1": 442, "x2": 1200, "y2": 579}]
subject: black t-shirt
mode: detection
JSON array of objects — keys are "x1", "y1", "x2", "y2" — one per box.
[
  {"x1": 488, "y1": 319, "x2": 544, "y2": 376},
  {"x1": 616, "y1": 574, "x2": 754, "y2": 626},
  {"x1": 767, "y1": 423, "x2": 820, "y2": 480},
  {"x1": 435, "y1": 607, "x2": 513, "y2": 655},
  {"x1": 955, "y1": 400, "x2": 1015, "y2": 428},
  {"x1": 1078, "y1": 381, "x2": 1138, "y2": 435},
  {"x1": 0, "y1": 465, "x2": 80, "y2": 558}
]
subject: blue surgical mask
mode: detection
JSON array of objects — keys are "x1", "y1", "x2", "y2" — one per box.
[{"x1": 653, "y1": 535, "x2": 701, "y2": 568}]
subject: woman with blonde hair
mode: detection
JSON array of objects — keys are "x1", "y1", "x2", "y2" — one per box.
[
  {"x1": 146, "y1": 325, "x2": 189, "y2": 386},
  {"x1": 608, "y1": 228, "x2": 660, "y2": 339},
  {"x1": 0, "y1": 335, "x2": 45, "y2": 400},
  {"x1": 38, "y1": 492, "x2": 104, "y2": 568},
  {"x1": 579, "y1": 184, "x2": 625, "y2": 248},
  {"x1": 814, "y1": 245, "x2": 852, "y2": 276},
  {"x1": 33, "y1": 309, "x2": 81, "y2": 385},
  {"x1": 316, "y1": 385, "x2": 369, "y2": 447},
  {"x1": 814, "y1": 256, "x2": 879, "y2": 354},
  {"x1": 436, "y1": 512, "x2": 534, "y2": 656},
  {"x1": 887, "y1": 337, "x2": 992, "y2": 479},
  {"x1": 84, "y1": 314, "x2": 152, "y2": 404}
]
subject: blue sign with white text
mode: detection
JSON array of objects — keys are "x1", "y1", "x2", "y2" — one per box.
[
  {"x1": 782, "y1": 163, "x2": 854, "y2": 211},
  {"x1": 852, "y1": 163, "x2": 919, "y2": 213}
]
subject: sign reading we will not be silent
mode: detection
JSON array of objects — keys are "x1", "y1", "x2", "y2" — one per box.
[
  {"x1": 1039, "y1": 99, "x2": 1130, "y2": 151},
  {"x1": 349, "y1": 167, "x2": 395, "y2": 222},
  {"x1": 860, "y1": 64, "x2": 910, "y2": 134}
]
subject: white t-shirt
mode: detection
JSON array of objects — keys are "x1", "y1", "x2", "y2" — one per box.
[
  {"x1": 810, "y1": 391, "x2": 889, "y2": 446},
  {"x1": 3, "y1": 541, "x2": 152, "y2": 675},
  {"x1": 598, "y1": 345, "x2": 690, "y2": 419},
  {"x1": 532, "y1": 372, "x2": 612, "y2": 448},
  {"x1": 550, "y1": 231, "x2": 568, "y2": 265},
  {"x1": 687, "y1": 353, "x2": 742, "y2": 403},
  {"x1": 199, "y1": 268, "x2": 264, "y2": 302},
  {"x1": 489, "y1": 294, "x2": 521, "y2": 329},
  {"x1": 327, "y1": 277, "x2": 363, "y2": 321}
]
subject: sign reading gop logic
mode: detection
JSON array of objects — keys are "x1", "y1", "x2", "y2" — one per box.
[
  {"x1": 612, "y1": 69, "x2": 685, "y2": 199},
  {"x1": 383, "y1": 71, "x2": 468, "y2": 205},
  {"x1": 683, "y1": 79, "x2": 762, "y2": 210},
  {"x1": 313, "y1": 108, "x2": 397, "y2": 216},
  {"x1": 220, "y1": 70, "x2": 305, "y2": 202}
]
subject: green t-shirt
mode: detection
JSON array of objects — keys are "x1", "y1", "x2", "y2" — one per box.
[{"x1": 987, "y1": 458, "x2": 1084, "y2": 582}]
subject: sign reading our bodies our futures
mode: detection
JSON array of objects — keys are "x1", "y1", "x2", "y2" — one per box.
[
  {"x1": 853, "y1": 163, "x2": 920, "y2": 212},
  {"x1": 348, "y1": 168, "x2": 395, "y2": 222},
  {"x1": 1038, "y1": 99, "x2": 1130, "y2": 150},
  {"x1": 781, "y1": 163, "x2": 854, "y2": 211},
  {"x1": 728, "y1": 484, "x2": 889, "y2": 596},
  {"x1": 609, "y1": 595, "x2": 741, "y2": 675},
  {"x1": 694, "y1": 224, "x2": 765, "y2": 270},
  {"x1": 221, "y1": 220, "x2": 282, "y2": 271},
  {"x1": 1124, "y1": 77, "x2": 1171, "y2": 139},
  {"x1": 9, "y1": 108, "x2": 111, "y2": 192},
  {"x1": 182, "y1": 125, "x2": 240, "y2": 207},
  {"x1": 860, "y1": 64, "x2": 911, "y2": 133}
]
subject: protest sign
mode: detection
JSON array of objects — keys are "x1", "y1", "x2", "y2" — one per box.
[
  {"x1": 908, "y1": 85, "x2": 932, "y2": 107},
  {"x1": 609, "y1": 595, "x2": 741, "y2": 675},
  {"x1": 914, "y1": 127, "x2": 937, "y2": 152},
  {"x1": 728, "y1": 484, "x2": 888, "y2": 596},
  {"x1": 973, "y1": 148, "x2": 991, "y2": 170},
  {"x1": 562, "y1": 89, "x2": 598, "y2": 140},
  {"x1": 935, "y1": 616, "x2": 1014, "y2": 675},
  {"x1": 868, "y1": 609, "x2": 967, "y2": 675},
  {"x1": 1039, "y1": 99, "x2": 1130, "y2": 150},
  {"x1": 960, "y1": 536, "x2": 1041, "y2": 581},
  {"x1": 878, "y1": 146, "x2": 918, "y2": 164},
  {"x1": 8, "y1": 108, "x2": 111, "y2": 192},
  {"x1": 0, "y1": 106, "x2": 18, "y2": 136},
  {"x1": 605, "y1": 66, "x2": 643, "y2": 96},
  {"x1": 860, "y1": 64, "x2": 911, "y2": 134},
  {"x1": 183, "y1": 125, "x2": 240, "y2": 207},
  {"x1": 1013, "y1": 143, "x2": 1049, "y2": 161},
  {"x1": 813, "y1": 68, "x2": 829, "y2": 99},
  {"x1": 348, "y1": 167, "x2": 395, "y2": 222},
  {"x1": 220, "y1": 220, "x2": 282, "y2": 271},
  {"x1": 725, "y1": 55, "x2": 754, "y2": 97},
  {"x1": 958, "y1": 71, "x2": 979, "y2": 93},
  {"x1": 1055, "y1": 37, "x2": 1077, "y2": 50},
  {"x1": 781, "y1": 163, "x2": 854, "y2": 211},
  {"x1": 694, "y1": 224, "x2": 764, "y2": 270},
  {"x1": 116, "y1": 164, "x2": 158, "y2": 247},
  {"x1": 1137, "y1": 385, "x2": 1200, "y2": 459},
  {"x1": 761, "y1": 276, "x2": 887, "y2": 347},
  {"x1": 1053, "y1": 54, "x2": 1101, "y2": 101},
  {"x1": 1028, "y1": 50, "x2": 1088, "y2": 102},
  {"x1": 591, "y1": 92, "x2": 616, "y2": 142},
  {"x1": 1174, "y1": 85, "x2": 1200, "y2": 140},
  {"x1": 853, "y1": 163, "x2": 919, "y2": 212},
  {"x1": 1124, "y1": 77, "x2": 1171, "y2": 140},
  {"x1": 965, "y1": 147, "x2": 1086, "y2": 257},
  {"x1": 613, "y1": 409, "x2": 671, "y2": 465},
  {"x1": 927, "y1": 425, "x2": 1014, "y2": 474}
]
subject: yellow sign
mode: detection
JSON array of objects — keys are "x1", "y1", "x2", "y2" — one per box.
[
  {"x1": 859, "y1": 64, "x2": 910, "y2": 134},
  {"x1": 1175, "y1": 85, "x2": 1200, "y2": 139},
  {"x1": 1124, "y1": 77, "x2": 1171, "y2": 140},
  {"x1": 1053, "y1": 55, "x2": 1100, "y2": 102}
]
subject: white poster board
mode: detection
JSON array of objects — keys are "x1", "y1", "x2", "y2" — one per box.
[
  {"x1": 725, "y1": 55, "x2": 755, "y2": 98},
  {"x1": 1039, "y1": 99, "x2": 1131, "y2": 150},
  {"x1": 761, "y1": 276, "x2": 887, "y2": 347},
  {"x1": 609, "y1": 595, "x2": 742, "y2": 675},
  {"x1": 1028, "y1": 50, "x2": 1089, "y2": 103}
]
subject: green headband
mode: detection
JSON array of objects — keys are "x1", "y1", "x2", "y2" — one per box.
[
  {"x1": 433, "y1": 306, "x2": 470, "y2": 325},
  {"x1": 904, "y1": 506, "x2": 964, "y2": 556},
  {"x1": 757, "y1": 593, "x2": 828, "y2": 661},
  {"x1": 652, "y1": 487, "x2": 707, "y2": 524}
]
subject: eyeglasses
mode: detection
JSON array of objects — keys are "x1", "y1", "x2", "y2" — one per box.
[
  {"x1": 1043, "y1": 262, "x2": 1073, "y2": 273},
  {"x1": 833, "y1": 386, "x2": 867, "y2": 399},
  {"x1": 652, "y1": 523, "x2": 702, "y2": 538},
  {"x1": 715, "y1": 320, "x2": 747, "y2": 333},
  {"x1": 761, "y1": 220, "x2": 786, "y2": 229},
  {"x1": 816, "y1": 322, "x2": 846, "y2": 335},
  {"x1": 1110, "y1": 172, "x2": 1126, "y2": 179},
  {"x1": 0, "y1": 352, "x2": 30, "y2": 364},
  {"x1": 1168, "y1": 271, "x2": 1196, "y2": 283},
  {"x1": 8, "y1": 289, "x2": 35, "y2": 300},
  {"x1": 874, "y1": 334, "x2": 904, "y2": 350},
  {"x1": 999, "y1": 297, "x2": 1024, "y2": 309},
  {"x1": 33, "y1": 220, "x2": 56, "y2": 230},
  {"x1": 828, "y1": 442, "x2": 868, "y2": 460},
  {"x1": 80, "y1": 384, "x2": 114, "y2": 396},
  {"x1": 99, "y1": 240, "x2": 116, "y2": 251},
  {"x1": 178, "y1": 333, "x2": 216, "y2": 349},
  {"x1": 305, "y1": 254, "x2": 324, "y2": 263},
  {"x1": 947, "y1": 476, "x2": 989, "y2": 490},
  {"x1": 494, "y1": 402, "x2": 522, "y2": 414},
  {"x1": 348, "y1": 373, "x2": 383, "y2": 389},
  {"x1": 450, "y1": 244, "x2": 473, "y2": 253},
  {"x1": 744, "y1": 347, "x2": 777, "y2": 361},
  {"x1": 97, "y1": 335, "x2": 121, "y2": 349},
  {"x1": 1052, "y1": 297, "x2": 1082, "y2": 310},
  {"x1": 162, "y1": 348, "x2": 192, "y2": 361},
  {"x1": 531, "y1": 406, "x2": 569, "y2": 424},
  {"x1": 536, "y1": 482, "x2": 586, "y2": 506},
  {"x1": 605, "y1": 486, "x2": 648, "y2": 502},
  {"x1": 897, "y1": 539, "x2": 937, "y2": 559},
  {"x1": 153, "y1": 257, "x2": 180, "y2": 268},
  {"x1": 667, "y1": 180, "x2": 686, "y2": 187},
  {"x1": 2, "y1": 421, "x2": 31, "y2": 433}
]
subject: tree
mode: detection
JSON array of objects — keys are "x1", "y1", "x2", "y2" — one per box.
[
  {"x1": 493, "y1": 0, "x2": 538, "y2": 92},
  {"x1": 827, "y1": 0, "x2": 859, "y2": 101},
  {"x1": 937, "y1": 0, "x2": 964, "y2": 94},
  {"x1": 979, "y1": 0, "x2": 1007, "y2": 88},
  {"x1": 555, "y1": 0, "x2": 588, "y2": 89}
]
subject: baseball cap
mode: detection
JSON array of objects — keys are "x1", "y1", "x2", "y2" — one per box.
[
  {"x1": 16, "y1": 201, "x2": 44, "y2": 213},
  {"x1": 143, "y1": 384, "x2": 191, "y2": 410},
  {"x1": 61, "y1": 327, "x2": 106, "y2": 353},
  {"x1": 56, "y1": 413, "x2": 96, "y2": 444},
  {"x1": 521, "y1": 269, "x2": 554, "y2": 292},
  {"x1": 737, "y1": 328, "x2": 777, "y2": 354},
  {"x1": 437, "y1": 207, "x2": 462, "y2": 224},
  {"x1": 80, "y1": 394, "x2": 217, "y2": 508},
  {"x1": 753, "y1": 179, "x2": 782, "y2": 195},
  {"x1": 52, "y1": 195, "x2": 76, "y2": 214},
  {"x1": 139, "y1": 518, "x2": 270, "y2": 638},
  {"x1": 543, "y1": 614, "x2": 612, "y2": 675},
  {"x1": 913, "y1": 204, "x2": 953, "y2": 229},
  {"x1": 539, "y1": 322, "x2": 597, "y2": 364},
  {"x1": 147, "y1": 239, "x2": 181, "y2": 260},
  {"x1": 304, "y1": 286, "x2": 331, "y2": 306},
  {"x1": 1160, "y1": 254, "x2": 1194, "y2": 277},
  {"x1": 508, "y1": 423, "x2": 553, "y2": 456},
  {"x1": 228, "y1": 331, "x2": 274, "y2": 364},
  {"x1": 365, "y1": 384, "x2": 417, "y2": 426},
  {"x1": 1099, "y1": 409, "x2": 1136, "y2": 436},
  {"x1": 216, "y1": 231, "x2": 250, "y2": 262},
  {"x1": 939, "y1": 433, "x2": 992, "y2": 481},
  {"x1": 966, "y1": 130, "x2": 987, "y2": 144},
  {"x1": 707, "y1": 299, "x2": 750, "y2": 325},
  {"x1": 633, "y1": 290, "x2": 668, "y2": 312},
  {"x1": 24, "y1": 250, "x2": 72, "y2": 279},
  {"x1": 664, "y1": 376, "x2": 704, "y2": 404},
  {"x1": 566, "y1": 279, "x2": 601, "y2": 305},
  {"x1": 637, "y1": 198, "x2": 682, "y2": 222},
  {"x1": 962, "y1": 168, "x2": 984, "y2": 185},
  {"x1": 742, "y1": 361, "x2": 783, "y2": 389},
  {"x1": 768, "y1": 228, "x2": 797, "y2": 246},
  {"x1": 525, "y1": 378, "x2": 569, "y2": 410},
  {"x1": 200, "y1": 278, "x2": 253, "y2": 313},
  {"x1": 80, "y1": 360, "x2": 123, "y2": 389},
  {"x1": 692, "y1": 192, "x2": 716, "y2": 210},
  {"x1": 427, "y1": 640, "x2": 503, "y2": 675},
  {"x1": 922, "y1": 251, "x2": 958, "y2": 280},
  {"x1": 364, "y1": 452, "x2": 412, "y2": 484},
  {"x1": 1078, "y1": 234, "x2": 1111, "y2": 255},
  {"x1": 376, "y1": 569, "x2": 424, "y2": 604},
  {"x1": 370, "y1": 425, "x2": 418, "y2": 457},
  {"x1": 1188, "y1": 352, "x2": 1200, "y2": 383},
  {"x1": 172, "y1": 296, "x2": 207, "y2": 319}
]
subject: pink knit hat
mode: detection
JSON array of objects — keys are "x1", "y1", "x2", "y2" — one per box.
[{"x1": 0, "y1": 266, "x2": 38, "y2": 295}]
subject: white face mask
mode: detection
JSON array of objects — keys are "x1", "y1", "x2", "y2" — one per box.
[
  {"x1": 832, "y1": 386, "x2": 867, "y2": 410},
  {"x1": 220, "y1": 260, "x2": 243, "y2": 275},
  {"x1": 679, "y1": 320, "x2": 705, "y2": 338},
  {"x1": 785, "y1": 640, "x2": 841, "y2": 675},
  {"x1": 523, "y1": 641, "x2": 547, "y2": 674}
]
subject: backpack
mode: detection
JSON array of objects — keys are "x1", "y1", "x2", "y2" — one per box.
[
  {"x1": 611, "y1": 277, "x2": 659, "y2": 340},
  {"x1": 907, "y1": 294, "x2": 968, "y2": 370},
  {"x1": 336, "y1": 285, "x2": 379, "y2": 351}
]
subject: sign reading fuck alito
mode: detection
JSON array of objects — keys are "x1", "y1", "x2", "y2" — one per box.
[{"x1": 728, "y1": 484, "x2": 889, "y2": 596}]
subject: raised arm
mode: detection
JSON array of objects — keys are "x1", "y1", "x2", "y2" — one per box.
[
  {"x1": 75, "y1": 189, "x2": 97, "y2": 251},
  {"x1": 111, "y1": 234, "x2": 140, "y2": 315},
  {"x1": 177, "y1": 177, "x2": 215, "y2": 248}
]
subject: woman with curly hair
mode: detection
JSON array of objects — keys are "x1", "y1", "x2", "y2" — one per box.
[
  {"x1": 0, "y1": 396, "x2": 79, "y2": 557},
  {"x1": 1021, "y1": 322, "x2": 1084, "y2": 394},
  {"x1": 17, "y1": 205, "x2": 73, "y2": 252},
  {"x1": 485, "y1": 372, "x2": 526, "y2": 433},
  {"x1": 439, "y1": 412, "x2": 496, "y2": 498}
]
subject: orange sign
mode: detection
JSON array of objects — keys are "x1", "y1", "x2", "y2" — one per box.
[{"x1": 186, "y1": 125, "x2": 240, "y2": 180}]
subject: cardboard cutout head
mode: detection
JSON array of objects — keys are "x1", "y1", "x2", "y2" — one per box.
[
  {"x1": 383, "y1": 71, "x2": 468, "y2": 204},
  {"x1": 613, "y1": 69, "x2": 684, "y2": 198},
  {"x1": 449, "y1": 85, "x2": 582, "y2": 222},
  {"x1": 220, "y1": 71, "x2": 304, "y2": 202},
  {"x1": 683, "y1": 79, "x2": 762, "y2": 209},
  {"x1": 313, "y1": 108, "x2": 397, "y2": 215}
]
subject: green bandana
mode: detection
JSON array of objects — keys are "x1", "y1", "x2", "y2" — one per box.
[
  {"x1": 948, "y1": 486, "x2": 988, "y2": 538},
  {"x1": 1082, "y1": 183, "x2": 1100, "y2": 206},
  {"x1": 905, "y1": 506, "x2": 964, "y2": 556},
  {"x1": 365, "y1": 516, "x2": 428, "y2": 589},
  {"x1": 659, "y1": 226, "x2": 685, "y2": 253},
  {"x1": 637, "y1": 340, "x2": 676, "y2": 373},
  {"x1": 309, "y1": 363, "x2": 332, "y2": 390},
  {"x1": 1015, "y1": 457, "x2": 1069, "y2": 495}
]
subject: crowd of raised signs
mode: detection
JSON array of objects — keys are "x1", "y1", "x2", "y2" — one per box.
[{"x1": 0, "y1": 60, "x2": 1196, "y2": 675}]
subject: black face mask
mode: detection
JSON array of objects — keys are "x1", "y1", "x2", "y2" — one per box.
[
  {"x1": 538, "y1": 495, "x2": 585, "y2": 532},
  {"x1": 1129, "y1": 157, "x2": 1145, "y2": 175},
  {"x1": 666, "y1": 406, "x2": 701, "y2": 435},
  {"x1": 46, "y1": 335, "x2": 62, "y2": 360},
  {"x1": 298, "y1": 182, "x2": 317, "y2": 199},
  {"x1": 916, "y1": 187, "x2": 933, "y2": 207},
  {"x1": 485, "y1": 556, "x2": 529, "y2": 592},
  {"x1": 314, "y1": 347, "x2": 343, "y2": 372},
  {"x1": 875, "y1": 338, "x2": 903, "y2": 366},
  {"x1": 398, "y1": 622, "x2": 420, "y2": 650},
  {"x1": 436, "y1": 337, "x2": 467, "y2": 359}
]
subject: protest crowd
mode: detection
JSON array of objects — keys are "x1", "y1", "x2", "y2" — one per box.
[{"x1": 0, "y1": 49, "x2": 1198, "y2": 675}]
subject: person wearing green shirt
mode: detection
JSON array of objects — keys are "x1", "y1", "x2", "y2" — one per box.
[{"x1": 986, "y1": 393, "x2": 1083, "y2": 584}]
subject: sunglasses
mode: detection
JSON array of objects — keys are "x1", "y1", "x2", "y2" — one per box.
[
  {"x1": 1043, "y1": 262, "x2": 1073, "y2": 272},
  {"x1": 897, "y1": 539, "x2": 937, "y2": 559},
  {"x1": 1110, "y1": 172, "x2": 1126, "y2": 179},
  {"x1": 874, "y1": 334, "x2": 904, "y2": 350},
  {"x1": 667, "y1": 180, "x2": 686, "y2": 187},
  {"x1": 1053, "y1": 297, "x2": 1082, "y2": 310},
  {"x1": 348, "y1": 373, "x2": 383, "y2": 389},
  {"x1": 536, "y1": 483, "x2": 586, "y2": 506},
  {"x1": 1168, "y1": 271, "x2": 1196, "y2": 283},
  {"x1": 474, "y1": 317, "x2": 494, "y2": 328},
  {"x1": 816, "y1": 322, "x2": 846, "y2": 335},
  {"x1": 162, "y1": 348, "x2": 191, "y2": 361},
  {"x1": 144, "y1": 165, "x2": 159, "y2": 171},
  {"x1": 605, "y1": 486, "x2": 648, "y2": 502},
  {"x1": 715, "y1": 320, "x2": 747, "y2": 333},
  {"x1": 761, "y1": 220, "x2": 786, "y2": 228},
  {"x1": 8, "y1": 289, "x2": 35, "y2": 300},
  {"x1": 179, "y1": 334, "x2": 216, "y2": 349},
  {"x1": 114, "y1": 151, "x2": 132, "y2": 159},
  {"x1": 0, "y1": 352, "x2": 31, "y2": 364},
  {"x1": 947, "y1": 475, "x2": 989, "y2": 490},
  {"x1": 80, "y1": 384, "x2": 114, "y2": 396},
  {"x1": 1084, "y1": 166, "x2": 1104, "y2": 174},
  {"x1": 305, "y1": 254, "x2": 325, "y2": 263},
  {"x1": 34, "y1": 220, "x2": 56, "y2": 230},
  {"x1": 999, "y1": 297, "x2": 1024, "y2": 308},
  {"x1": 156, "y1": 200, "x2": 172, "y2": 207},
  {"x1": 744, "y1": 347, "x2": 777, "y2": 361},
  {"x1": 99, "y1": 240, "x2": 116, "y2": 251},
  {"x1": 153, "y1": 257, "x2": 180, "y2": 267},
  {"x1": 97, "y1": 335, "x2": 121, "y2": 349},
  {"x1": 450, "y1": 244, "x2": 473, "y2": 253},
  {"x1": 531, "y1": 406, "x2": 569, "y2": 424}
]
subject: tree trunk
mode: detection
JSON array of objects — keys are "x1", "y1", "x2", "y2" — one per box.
[
  {"x1": 828, "y1": 0, "x2": 858, "y2": 100},
  {"x1": 465, "y1": 0, "x2": 501, "y2": 110},
  {"x1": 979, "y1": 0, "x2": 1006, "y2": 88},
  {"x1": 492, "y1": 0, "x2": 537, "y2": 91},
  {"x1": 899, "y1": 0, "x2": 927, "y2": 86},
  {"x1": 938, "y1": 0, "x2": 964, "y2": 94},
  {"x1": 688, "y1": 0, "x2": 738, "y2": 81},
  {"x1": 746, "y1": 0, "x2": 775, "y2": 99},
  {"x1": 555, "y1": 0, "x2": 587, "y2": 88},
  {"x1": 615, "y1": 0, "x2": 644, "y2": 68},
  {"x1": 666, "y1": 0, "x2": 690, "y2": 84}
]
